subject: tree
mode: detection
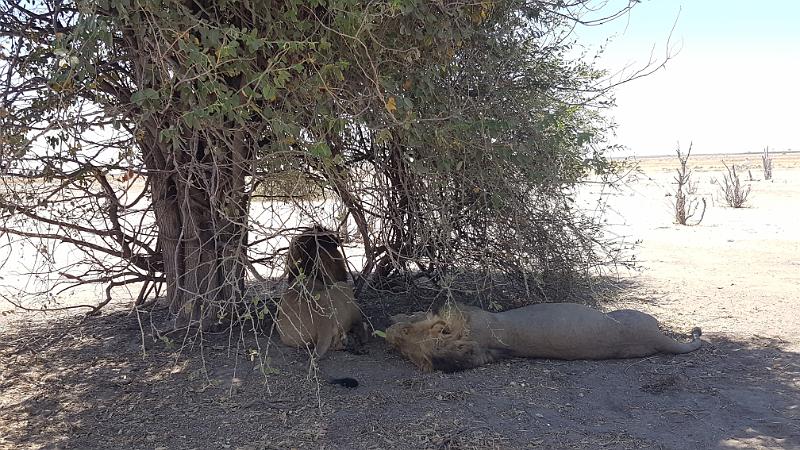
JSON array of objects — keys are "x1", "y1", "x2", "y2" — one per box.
[
  {"x1": 762, "y1": 146, "x2": 773, "y2": 181},
  {"x1": 673, "y1": 142, "x2": 706, "y2": 225},
  {"x1": 1, "y1": 0, "x2": 634, "y2": 328}
]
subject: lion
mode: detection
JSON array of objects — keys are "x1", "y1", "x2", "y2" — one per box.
[
  {"x1": 386, "y1": 302, "x2": 702, "y2": 372},
  {"x1": 284, "y1": 225, "x2": 348, "y2": 286},
  {"x1": 275, "y1": 226, "x2": 366, "y2": 366}
]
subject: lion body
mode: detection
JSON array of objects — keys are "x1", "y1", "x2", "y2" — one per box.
[
  {"x1": 276, "y1": 280, "x2": 362, "y2": 357},
  {"x1": 276, "y1": 227, "x2": 365, "y2": 357},
  {"x1": 386, "y1": 303, "x2": 702, "y2": 372}
]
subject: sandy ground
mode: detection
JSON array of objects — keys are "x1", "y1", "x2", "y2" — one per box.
[{"x1": 1, "y1": 152, "x2": 799, "y2": 449}]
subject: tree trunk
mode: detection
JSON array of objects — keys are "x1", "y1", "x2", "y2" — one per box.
[
  {"x1": 143, "y1": 131, "x2": 250, "y2": 330},
  {"x1": 122, "y1": 7, "x2": 254, "y2": 330}
]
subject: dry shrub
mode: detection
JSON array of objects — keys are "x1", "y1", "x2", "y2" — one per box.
[
  {"x1": 673, "y1": 143, "x2": 706, "y2": 225},
  {"x1": 762, "y1": 146, "x2": 774, "y2": 181},
  {"x1": 719, "y1": 161, "x2": 751, "y2": 208}
]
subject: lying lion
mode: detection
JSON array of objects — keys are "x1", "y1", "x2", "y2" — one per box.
[
  {"x1": 386, "y1": 303, "x2": 702, "y2": 372},
  {"x1": 276, "y1": 226, "x2": 366, "y2": 361}
]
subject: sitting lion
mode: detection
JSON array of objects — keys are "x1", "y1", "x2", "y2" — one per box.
[
  {"x1": 276, "y1": 226, "x2": 365, "y2": 359},
  {"x1": 386, "y1": 302, "x2": 702, "y2": 372}
]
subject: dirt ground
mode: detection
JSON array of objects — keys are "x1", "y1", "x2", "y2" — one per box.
[{"x1": 1, "y1": 152, "x2": 799, "y2": 449}]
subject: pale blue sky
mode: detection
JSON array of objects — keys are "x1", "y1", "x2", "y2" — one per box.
[{"x1": 574, "y1": 0, "x2": 800, "y2": 156}]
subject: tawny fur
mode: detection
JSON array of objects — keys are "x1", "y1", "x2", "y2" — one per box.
[
  {"x1": 276, "y1": 280, "x2": 362, "y2": 357},
  {"x1": 386, "y1": 303, "x2": 702, "y2": 372},
  {"x1": 276, "y1": 227, "x2": 364, "y2": 357}
]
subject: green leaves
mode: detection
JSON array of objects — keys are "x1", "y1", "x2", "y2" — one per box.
[
  {"x1": 130, "y1": 88, "x2": 159, "y2": 106},
  {"x1": 375, "y1": 129, "x2": 392, "y2": 145},
  {"x1": 261, "y1": 83, "x2": 277, "y2": 101},
  {"x1": 1, "y1": 0, "x2": 622, "y2": 331},
  {"x1": 309, "y1": 142, "x2": 331, "y2": 159},
  {"x1": 273, "y1": 69, "x2": 291, "y2": 89},
  {"x1": 243, "y1": 33, "x2": 265, "y2": 53}
]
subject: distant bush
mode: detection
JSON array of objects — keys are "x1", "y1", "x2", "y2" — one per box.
[
  {"x1": 762, "y1": 146, "x2": 774, "y2": 181},
  {"x1": 673, "y1": 143, "x2": 706, "y2": 225},
  {"x1": 719, "y1": 162, "x2": 751, "y2": 208}
]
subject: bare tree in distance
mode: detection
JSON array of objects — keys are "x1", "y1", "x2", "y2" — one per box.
[
  {"x1": 673, "y1": 143, "x2": 706, "y2": 225},
  {"x1": 762, "y1": 146, "x2": 774, "y2": 181},
  {"x1": 719, "y1": 162, "x2": 752, "y2": 208}
]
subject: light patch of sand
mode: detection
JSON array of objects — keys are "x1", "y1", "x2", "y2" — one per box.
[{"x1": 597, "y1": 152, "x2": 800, "y2": 351}]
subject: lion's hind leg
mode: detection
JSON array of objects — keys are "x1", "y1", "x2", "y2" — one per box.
[
  {"x1": 607, "y1": 309, "x2": 702, "y2": 355},
  {"x1": 606, "y1": 309, "x2": 660, "y2": 329}
]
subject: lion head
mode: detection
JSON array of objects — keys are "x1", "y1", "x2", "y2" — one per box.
[
  {"x1": 285, "y1": 225, "x2": 348, "y2": 285},
  {"x1": 386, "y1": 315, "x2": 452, "y2": 372},
  {"x1": 386, "y1": 307, "x2": 489, "y2": 372},
  {"x1": 386, "y1": 305, "x2": 504, "y2": 372}
]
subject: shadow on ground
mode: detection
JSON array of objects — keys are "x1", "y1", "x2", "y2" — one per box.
[{"x1": 1, "y1": 302, "x2": 798, "y2": 449}]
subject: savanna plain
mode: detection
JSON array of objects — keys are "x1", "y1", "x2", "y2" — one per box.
[{"x1": 1, "y1": 152, "x2": 799, "y2": 449}]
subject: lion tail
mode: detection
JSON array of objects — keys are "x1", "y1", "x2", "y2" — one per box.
[{"x1": 659, "y1": 327, "x2": 703, "y2": 354}]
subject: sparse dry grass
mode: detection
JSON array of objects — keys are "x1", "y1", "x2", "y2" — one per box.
[{"x1": 628, "y1": 151, "x2": 800, "y2": 173}]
